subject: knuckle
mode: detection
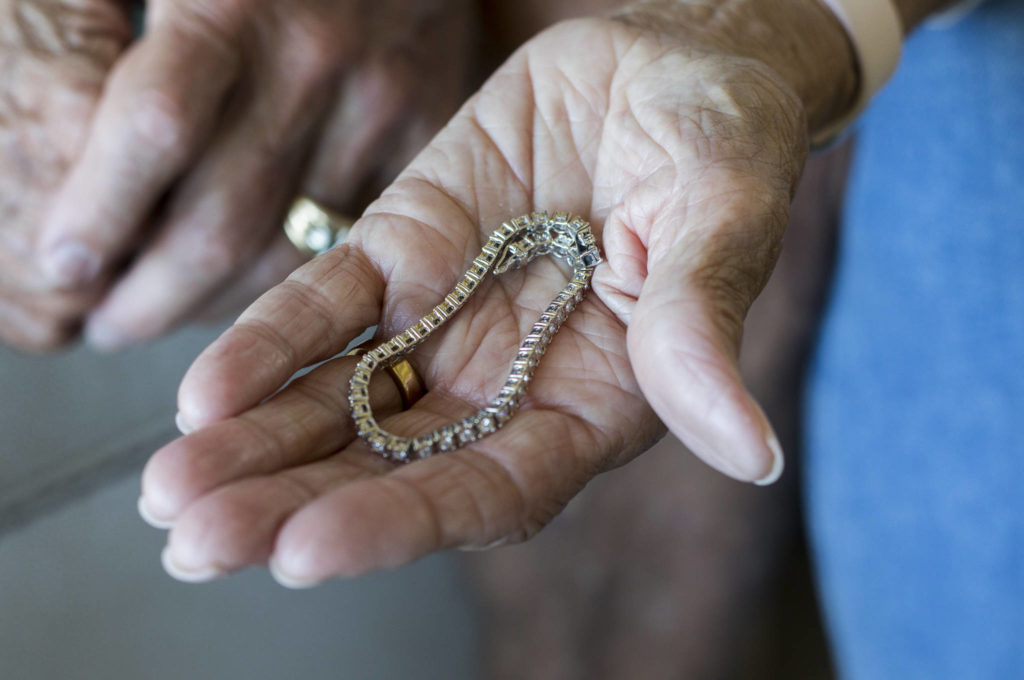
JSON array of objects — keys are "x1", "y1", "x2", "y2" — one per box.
[
  {"x1": 278, "y1": 36, "x2": 343, "y2": 94},
  {"x1": 190, "y1": 229, "x2": 251, "y2": 274},
  {"x1": 283, "y1": 8, "x2": 353, "y2": 70},
  {"x1": 131, "y1": 90, "x2": 191, "y2": 157}
]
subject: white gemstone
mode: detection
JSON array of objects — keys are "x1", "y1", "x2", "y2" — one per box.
[{"x1": 306, "y1": 225, "x2": 333, "y2": 252}]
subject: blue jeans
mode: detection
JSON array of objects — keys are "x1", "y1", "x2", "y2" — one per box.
[{"x1": 805, "y1": 1, "x2": 1024, "y2": 677}]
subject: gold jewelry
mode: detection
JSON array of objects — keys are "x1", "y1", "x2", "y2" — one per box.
[
  {"x1": 284, "y1": 197, "x2": 355, "y2": 257},
  {"x1": 385, "y1": 358, "x2": 427, "y2": 410},
  {"x1": 346, "y1": 346, "x2": 427, "y2": 411}
]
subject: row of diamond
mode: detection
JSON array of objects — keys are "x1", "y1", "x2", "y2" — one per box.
[{"x1": 349, "y1": 212, "x2": 601, "y2": 462}]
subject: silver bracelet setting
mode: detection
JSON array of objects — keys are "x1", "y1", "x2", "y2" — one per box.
[{"x1": 348, "y1": 211, "x2": 603, "y2": 462}]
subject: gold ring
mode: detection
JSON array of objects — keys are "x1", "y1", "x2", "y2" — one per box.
[
  {"x1": 284, "y1": 196, "x2": 355, "y2": 257},
  {"x1": 346, "y1": 346, "x2": 427, "y2": 410}
]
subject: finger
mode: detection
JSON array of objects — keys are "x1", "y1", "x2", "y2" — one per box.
[
  {"x1": 36, "y1": 10, "x2": 241, "y2": 288},
  {"x1": 0, "y1": 248, "x2": 104, "y2": 351},
  {"x1": 267, "y1": 398, "x2": 604, "y2": 586},
  {"x1": 626, "y1": 183, "x2": 789, "y2": 485},
  {"x1": 160, "y1": 449, "x2": 392, "y2": 582},
  {"x1": 79, "y1": 119, "x2": 305, "y2": 350},
  {"x1": 161, "y1": 389, "x2": 598, "y2": 584},
  {"x1": 140, "y1": 353, "x2": 405, "y2": 527},
  {"x1": 0, "y1": 237, "x2": 105, "y2": 299},
  {"x1": 175, "y1": 243, "x2": 385, "y2": 430},
  {"x1": 189, "y1": 232, "x2": 308, "y2": 323},
  {"x1": 80, "y1": 19, "x2": 352, "y2": 347},
  {"x1": 302, "y1": 60, "x2": 417, "y2": 206},
  {"x1": 0, "y1": 296, "x2": 81, "y2": 352}
]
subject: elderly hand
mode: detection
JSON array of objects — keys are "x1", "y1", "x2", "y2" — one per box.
[
  {"x1": 0, "y1": 0, "x2": 129, "y2": 350},
  {"x1": 1, "y1": 0, "x2": 472, "y2": 352},
  {"x1": 140, "y1": 4, "x2": 855, "y2": 585}
]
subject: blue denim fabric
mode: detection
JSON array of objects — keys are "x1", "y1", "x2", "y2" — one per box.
[{"x1": 805, "y1": 1, "x2": 1024, "y2": 677}]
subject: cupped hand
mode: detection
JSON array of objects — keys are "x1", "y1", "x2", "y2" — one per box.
[
  {"x1": 140, "y1": 17, "x2": 806, "y2": 586},
  {"x1": 21, "y1": 0, "x2": 472, "y2": 351}
]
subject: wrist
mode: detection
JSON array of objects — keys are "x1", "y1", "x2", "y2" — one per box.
[{"x1": 612, "y1": 0, "x2": 859, "y2": 135}]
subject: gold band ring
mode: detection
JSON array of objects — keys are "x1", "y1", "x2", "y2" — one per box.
[
  {"x1": 346, "y1": 346, "x2": 427, "y2": 411},
  {"x1": 284, "y1": 197, "x2": 355, "y2": 257}
]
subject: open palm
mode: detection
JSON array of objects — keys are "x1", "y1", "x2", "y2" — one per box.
[{"x1": 141, "y1": 18, "x2": 807, "y2": 585}]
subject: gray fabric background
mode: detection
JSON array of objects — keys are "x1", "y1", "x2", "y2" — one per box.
[{"x1": 0, "y1": 327, "x2": 477, "y2": 679}]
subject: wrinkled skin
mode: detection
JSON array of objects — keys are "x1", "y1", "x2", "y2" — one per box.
[
  {"x1": 0, "y1": 0, "x2": 472, "y2": 351},
  {"x1": 0, "y1": 0, "x2": 128, "y2": 348},
  {"x1": 140, "y1": 18, "x2": 807, "y2": 586}
]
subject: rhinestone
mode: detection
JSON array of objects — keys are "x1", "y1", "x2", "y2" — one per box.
[
  {"x1": 305, "y1": 224, "x2": 334, "y2": 252},
  {"x1": 387, "y1": 437, "x2": 411, "y2": 461},
  {"x1": 458, "y1": 427, "x2": 477, "y2": 445}
]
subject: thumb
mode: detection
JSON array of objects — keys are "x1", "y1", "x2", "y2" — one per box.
[{"x1": 627, "y1": 188, "x2": 789, "y2": 485}]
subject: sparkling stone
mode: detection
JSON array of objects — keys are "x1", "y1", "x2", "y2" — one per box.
[
  {"x1": 478, "y1": 416, "x2": 496, "y2": 434},
  {"x1": 305, "y1": 224, "x2": 333, "y2": 252},
  {"x1": 554, "y1": 232, "x2": 574, "y2": 248},
  {"x1": 458, "y1": 427, "x2": 477, "y2": 445},
  {"x1": 440, "y1": 432, "x2": 457, "y2": 452},
  {"x1": 413, "y1": 439, "x2": 435, "y2": 458},
  {"x1": 387, "y1": 438, "x2": 411, "y2": 461}
]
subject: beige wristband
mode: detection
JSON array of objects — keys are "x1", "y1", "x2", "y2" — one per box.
[{"x1": 812, "y1": 0, "x2": 904, "y2": 147}]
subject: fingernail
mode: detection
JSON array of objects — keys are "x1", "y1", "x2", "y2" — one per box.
[
  {"x1": 457, "y1": 536, "x2": 511, "y2": 552},
  {"x1": 161, "y1": 547, "x2": 224, "y2": 584},
  {"x1": 269, "y1": 557, "x2": 322, "y2": 590},
  {"x1": 41, "y1": 241, "x2": 101, "y2": 287},
  {"x1": 84, "y1": 320, "x2": 133, "y2": 352},
  {"x1": 175, "y1": 412, "x2": 195, "y2": 435},
  {"x1": 754, "y1": 433, "x2": 785, "y2": 487},
  {"x1": 138, "y1": 496, "x2": 174, "y2": 530}
]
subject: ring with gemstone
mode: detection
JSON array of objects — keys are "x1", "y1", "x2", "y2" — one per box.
[{"x1": 284, "y1": 197, "x2": 355, "y2": 257}]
